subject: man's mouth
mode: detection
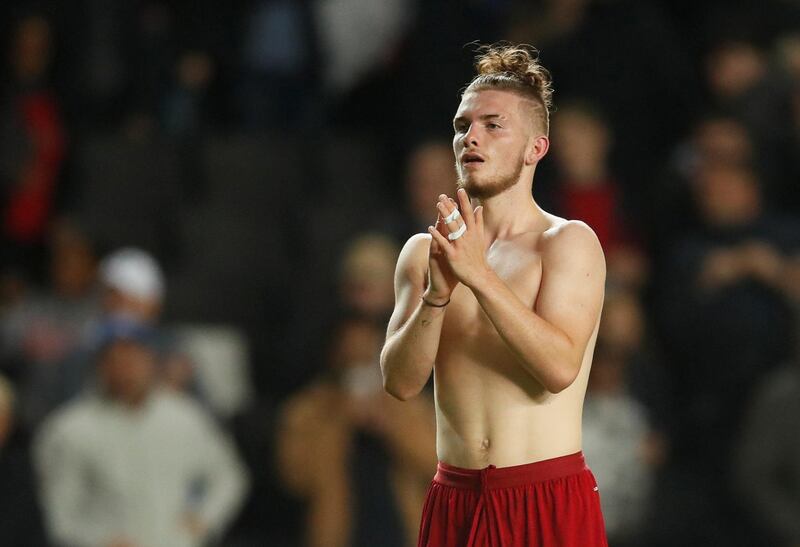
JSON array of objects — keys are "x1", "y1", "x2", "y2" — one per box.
[{"x1": 461, "y1": 153, "x2": 485, "y2": 165}]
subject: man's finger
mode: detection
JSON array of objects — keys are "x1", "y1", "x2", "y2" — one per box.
[
  {"x1": 430, "y1": 222, "x2": 442, "y2": 254},
  {"x1": 438, "y1": 201, "x2": 462, "y2": 233},
  {"x1": 435, "y1": 211, "x2": 450, "y2": 238},
  {"x1": 439, "y1": 195, "x2": 459, "y2": 218},
  {"x1": 457, "y1": 188, "x2": 475, "y2": 227},
  {"x1": 430, "y1": 233, "x2": 440, "y2": 254},
  {"x1": 439, "y1": 194, "x2": 456, "y2": 213},
  {"x1": 428, "y1": 225, "x2": 452, "y2": 254}
]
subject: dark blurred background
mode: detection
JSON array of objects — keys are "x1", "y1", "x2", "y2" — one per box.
[{"x1": 0, "y1": 1, "x2": 799, "y2": 546}]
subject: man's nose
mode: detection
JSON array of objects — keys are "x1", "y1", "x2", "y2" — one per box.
[{"x1": 462, "y1": 125, "x2": 479, "y2": 148}]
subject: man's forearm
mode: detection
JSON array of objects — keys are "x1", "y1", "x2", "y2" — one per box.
[
  {"x1": 380, "y1": 300, "x2": 446, "y2": 400},
  {"x1": 195, "y1": 430, "x2": 249, "y2": 537},
  {"x1": 470, "y1": 271, "x2": 581, "y2": 393}
]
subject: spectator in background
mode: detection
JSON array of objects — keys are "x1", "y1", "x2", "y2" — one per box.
[
  {"x1": 0, "y1": 14, "x2": 66, "y2": 278},
  {"x1": 506, "y1": 0, "x2": 695, "y2": 204},
  {"x1": 691, "y1": 115, "x2": 755, "y2": 170},
  {"x1": 735, "y1": 359, "x2": 800, "y2": 547},
  {"x1": 705, "y1": 40, "x2": 769, "y2": 106},
  {"x1": 276, "y1": 318, "x2": 436, "y2": 547},
  {"x1": 34, "y1": 327, "x2": 249, "y2": 547},
  {"x1": 654, "y1": 113, "x2": 756, "y2": 251},
  {"x1": 0, "y1": 218, "x2": 101, "y2": 428},
  {"x1": 40, "y1": 246, "x2": 168, "y2": 419},
  {"x1": 161, "y1": 50, "x2": 217, "y2": 137},
  {"x1": 338, "y1": 233, "x2": 399, "y2": 324},
  {"x1": 597, "y1": 289, "x2": 671, "y2": 448},
  {"x1": 583, "y1": 342, "x2": 654, "y2": 547},
  {"x1": 87, "y1": 247, "x2": 233, "y2": 417},
  {"x1": 0, "y1": 374, "x2": 46, "y2": 546},
  {"x1": 583, "y1": 289, "x2": 667, "y2": 547},
  {"x1": 99, "y1": 247, "x2": 165, "y2": 327},
  {"x1": 122, "y1": 3, "x2": 232, "y2": 138},
  {"x1": 284, "y1": 231, "x2": 400, "y2": 401},
  {"x1": 549, "y1": 101, "x2": 648, "y2": 290},
  {"x1": 703, "y1": 37, "x2": 795, "y2": 203},
  {"x1": 654, "y1": 161, "x2": 800, "y2": 544},
  {"x1": 238, "y1": 0, "x2": 317, "y2": 129}
]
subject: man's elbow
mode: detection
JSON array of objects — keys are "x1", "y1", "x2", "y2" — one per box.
[
  {"x1": 543, "y1": 378, "x2": 570, "y2": 395},
  {"x1": 382, "y1": 376, "x2": 421, "y2": 401},
  {"x1": 543, "y1": 363, "x2": 581, "y2": 394},
  {"x1": 380, "y1": 347, "x2": 416, "y2": 401}
]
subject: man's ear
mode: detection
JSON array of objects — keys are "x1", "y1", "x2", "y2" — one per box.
[{"x1": 525, "y1": 135, "x2": 549, "y2": 165}]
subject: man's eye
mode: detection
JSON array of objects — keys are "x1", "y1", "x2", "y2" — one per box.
[{"x1": 487, "y1": 123, "x2": 500, "y2": 129}]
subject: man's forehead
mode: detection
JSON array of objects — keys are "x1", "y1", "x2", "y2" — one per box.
[{"x1": 455, "y1": 89, "x2": 520, "y2": 118}]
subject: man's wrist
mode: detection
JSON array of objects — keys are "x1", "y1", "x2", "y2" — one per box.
[
  {"x1": 421, "y1": 290, "x2": 450, "y2": 307},
  {"x1": 464, "y1": 267, "x2": 496, "y2": 294}
]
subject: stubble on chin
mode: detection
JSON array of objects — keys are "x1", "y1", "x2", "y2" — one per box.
[{"x1": 456, "y1": 159, "x2": 524, "y2": 201}]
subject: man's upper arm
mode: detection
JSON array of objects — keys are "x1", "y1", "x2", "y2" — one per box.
[
  {"x1": 535, "y1": 221, "x2": 606, "y2": 364},
  {"x1": 385, "y1": 234, "x2": 430, "y2": 338}
]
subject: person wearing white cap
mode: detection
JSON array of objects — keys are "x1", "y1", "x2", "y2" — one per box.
[
  {"x1": 99, "y1": 247, "x2": 166, "y2": 325},
  {"x1": 33, "y1": 248, "x2": 169, "y2": 420}
]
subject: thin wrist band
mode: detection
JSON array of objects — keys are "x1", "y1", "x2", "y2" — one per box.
[{"x1": 421, "y1": 295, "x2": 450, "y2": 307}]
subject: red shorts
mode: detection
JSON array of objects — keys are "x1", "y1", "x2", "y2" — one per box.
[{"x1": 417, "y1": 451, "x2": 608, "y2": 547}]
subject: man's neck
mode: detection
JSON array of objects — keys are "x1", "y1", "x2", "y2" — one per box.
[
  {"x1": 106, "y1": 389, "x2": 153, "y2": 411},
  {"x1": 477, "y1": 180, "x2": 549, "y2": 243}
]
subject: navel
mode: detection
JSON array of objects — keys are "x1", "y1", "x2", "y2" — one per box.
[{"x1": 480, "y1": 438, "x2": 491, "y2": 451}]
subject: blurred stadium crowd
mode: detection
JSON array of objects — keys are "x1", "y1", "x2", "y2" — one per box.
[{"x1": 0, "y1": 1, "x2": 799, "y2": 546}]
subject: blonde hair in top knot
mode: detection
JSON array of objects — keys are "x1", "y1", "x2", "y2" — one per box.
[{"x1": 465, "y1": 43, "x2": 554, "y2": 133}]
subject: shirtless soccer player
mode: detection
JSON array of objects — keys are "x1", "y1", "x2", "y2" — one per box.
[{"x1": 380, "y1": 44, "x2": 608, "y2": 547}]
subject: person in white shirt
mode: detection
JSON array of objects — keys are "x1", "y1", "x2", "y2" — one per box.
[{"x1": 34, "y1": 326, "x2": 249, "y2": 547}]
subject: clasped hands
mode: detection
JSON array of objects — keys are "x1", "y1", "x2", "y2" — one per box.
[{"x1": 427, "y1": 188, "x2": 492, "y2": 294}]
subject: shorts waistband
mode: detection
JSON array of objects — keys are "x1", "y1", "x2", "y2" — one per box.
[{"x1": 434, "y1": 451, "x2": 588, "y2": 490}]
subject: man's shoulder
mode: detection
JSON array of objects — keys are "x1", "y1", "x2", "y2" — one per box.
[
  {"x1": 152, "y1": 389, "x2": 212, "y2": 424},
  {"x1": 38, "y1": 395, "x2": 102, "y2": 443},
  {"x1": 540, "y1": 218, "x2": 604, "y2": 258}
]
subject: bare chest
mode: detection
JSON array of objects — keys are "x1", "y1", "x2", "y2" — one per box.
[{"x1": 439, "y1": 242, "x2": 542, "y2": 357}]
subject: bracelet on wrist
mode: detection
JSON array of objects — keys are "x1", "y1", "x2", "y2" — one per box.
[{"x1": 421, "y1": 295, "x2": 450, "y2": 308}]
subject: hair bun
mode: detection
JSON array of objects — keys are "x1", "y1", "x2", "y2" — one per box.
[{"x1": 474, "y1": 43, "x2": 553, "y2": 110}]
